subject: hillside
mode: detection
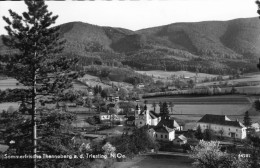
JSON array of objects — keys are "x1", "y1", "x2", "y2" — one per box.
[{"x1": 1, "y1": 17, "x2": 260, "y2": 74}]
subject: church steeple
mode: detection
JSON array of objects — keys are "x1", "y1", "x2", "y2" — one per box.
[{"x1": 135, "y1": 104, "x2": 141, "y2": 115}]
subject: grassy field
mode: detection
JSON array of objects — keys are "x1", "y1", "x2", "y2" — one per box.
[
  {"x1": 145, "y1": 95, "x2": 258, "y2": 126},
  {"x1": 144, "y1": 95, "x2": 251, "y2": 104},
  {"x1": 114, "y1": 155, "x2": 192, "y2": 168},
  {"x1": 0, "y1": 78, "x2": 25, "y2": 90},
  {"x1": 137, "y1": 70, "x2": 218, "y2": 79},
  {"x1": 0, "y1": 102, "x2": 20, "y2": 112},
  {"x1": 136, "y1": 70, "x2": 220, "y2": 83}
]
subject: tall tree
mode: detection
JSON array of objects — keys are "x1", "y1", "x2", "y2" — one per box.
[
  {"x1": 168, "y1": 101, "x2": 174, "y2": 113},
  {"x1": 195, "y1": 125, "x2": 203, "y2": 140},
  {"x1": 152, "y1": 102, "x2": 157, "y2": 112},
  {"x1": 257, "y1": 1, "x2": 260, "y2": 71},
  {"x1": 160, "y1": 102, "x2": 169, "y2": 116},
  {"x1": 243, "y1": 111, "x2": 252, "y2": 128},
  {"x1": 1, "y1": 0, "x2": 77, "y2": 167}
]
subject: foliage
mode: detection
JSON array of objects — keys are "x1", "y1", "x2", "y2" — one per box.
[
  {"x1": 85, "y1": 65, "x2": 153, "y2": 85},
  {"x1": 203, "y1": 129, "x2": 216, "y2": 141},
  {"x1": 159, "y1": 102, "x2": 169, "y2": 116},
  {"x1": 195, "y1": 125, "x2": 203, "y2": 140},
  {"x1": 254, "y1": 100, "x2": 260, "y2": 111},
  {"x1": 102, "y1": 142, "x2": 116, "y2": 156},
  {"x1": 118, "y1": 88, "x2": 128, "y2": 100},
  {"x1": 190, "y1": 140, "x2": 250, "y2": 168},
  {"x1": 110, "y1": 126, "x2": 159, "y2": 158},
  {"x1": 1, "y1": 0, "x2": 78, "y2": 167},
  {"x1": 243, "y1": 111, "x2": 252, "y2": 128},
  {"x1": 152, "y1": 102, "x2": 157, "y2": 112},
  {"x1": 1, "y1": 110, "x2": 95, "y2": 168}
]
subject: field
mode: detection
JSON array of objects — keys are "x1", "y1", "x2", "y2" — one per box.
[
  {"x1": 136, "y1": 70, "x2": 221, "y2": 82},
  {"x1": 144, "y1": 95, "x2": 251, "y2": 104},
  {"x1": 0, "y1": 78, "x2": 25, "y2": 90},
  {"x1": 144, "y1": 95, "x2": 259, "y2": 127},
  {"x1": 197, "y1": 72, "x2": 260, "y2": 94},
  {"x1": 136, "y1": 70, "x2": 218, "y2": 79},
  {"x1": 0, "y1": 102, "x2": 20, "y2": 113},
  {"x1": 114, "y1": 155, "x2": 192, "y2": 168}
]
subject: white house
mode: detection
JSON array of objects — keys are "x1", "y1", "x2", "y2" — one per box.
[
  {"x1": 148, "y1": 125, "x2": 175, "y2": 141},
  {"x1": 99, "y1": 113, "x2": 124, "y2": 121},
  {"x1": 197, "y1": 114, "x2": 247, "y2": 139}
]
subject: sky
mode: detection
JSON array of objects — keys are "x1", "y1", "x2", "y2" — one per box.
[{"x1": 0, "y1": 0, "x2": 258, "y2": 35}]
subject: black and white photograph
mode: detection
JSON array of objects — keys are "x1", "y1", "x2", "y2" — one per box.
[{"x1": 0, "y1": 0, "x2": 260, "y2": 167}]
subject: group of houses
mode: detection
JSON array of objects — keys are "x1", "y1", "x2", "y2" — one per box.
[
  {"x1": 126, "y1": 105, "x2": 187, "y2": 144},
  {"x1": 126, "y1": 105, "x2": 259, "y2": 141}
]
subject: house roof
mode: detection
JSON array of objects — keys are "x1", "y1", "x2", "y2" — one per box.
[
  {"x1": 176, "y1": 135, "x2": 187, "y2": 141},
  {"x1": 154, "y1": 125, "x2": 174, "y2": 133},
  {"x1": 157, "y1": 118, "x2": 180, "y2": 129},
  {"x1": 198, "y1": 114, "x2": 245, "y2": 128}
]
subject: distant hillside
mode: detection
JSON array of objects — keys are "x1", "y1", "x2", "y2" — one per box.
[{"x1": 1, "y1": 17, "x2": 260, "y2": 74}]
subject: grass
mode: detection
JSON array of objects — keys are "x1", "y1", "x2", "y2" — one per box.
[
  {"x1": 0, "y1": 102, "x2": 20, "y2": 113},
  {"x1": 0, "y1": 78, "x2": 25, "y2": 90},
  {"x1": 136, "y1": 70, "x2": 219, "y2": 80},
  {"x1": 144, "y1": 95, "x2": 251, "y2": 104},
  {"x1": 114, "y1": 155, "x2": 192, "y2": 168}
]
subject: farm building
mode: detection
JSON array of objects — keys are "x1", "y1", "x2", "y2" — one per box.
[{"x1": 197, "y1": 114, "x2": 247, "y2": 139}]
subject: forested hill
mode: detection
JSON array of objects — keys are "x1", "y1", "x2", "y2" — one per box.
[{"x1": 1, "y1": 17, "x2": 260, "y2": 74}]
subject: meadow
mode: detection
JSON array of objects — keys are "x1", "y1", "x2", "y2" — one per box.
[
  {"x1": 144, "y1": 95, "x2": 251, "y2": 105},
  {"x1": 136, "y1": 70, "x2": 218, "y2": 80},
  {"x1": 0, "y1": 78, "x2": 25, "y2": 90},
  {"x1": 0, "y1": 102, "x2": 20, "y2": 112},
  {"x1": 145, "y1": 94, "x2": 258, "y2": 128},
  {"x1": 114, "y1": 155, "x2": 192, "y2": 168}
]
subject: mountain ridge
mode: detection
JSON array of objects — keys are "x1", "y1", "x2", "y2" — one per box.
[{"x1": 1, "y1": 17, "x2": 260, "y2": 74}]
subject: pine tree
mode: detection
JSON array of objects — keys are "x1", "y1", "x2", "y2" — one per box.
[
  {"x1": 1, "y1": 0, "x2": 77, "y2": 167},
  {"x1": 243, "y1": 111, "x2": 252, "y2": 128},
  {"x1": 160, "y1": 102, "x2": 169, "y2": 116},
  {"x1": 152, "y1": 102, "x2": 157, "y2": 112},
  {"x1": 257, "y1": 1, "x2": 260, "y2": 71},
  {"x1": 168, "y1": 101, "x2": 174, "y2": 113},
  {"x1": 195, "y1": 125, "x2": 203, "y2": 140}
]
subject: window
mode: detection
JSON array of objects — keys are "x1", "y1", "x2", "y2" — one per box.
[
  {"x1": 161, "y1": 135, "x2": 163, "y2": 138},
  {"x1": 236, "y1": 129, "x2": 238, "y2": 132},
  {"x1": 156, "y1": 134, "x2": 157, "y2": 137},
  {"x1": 140, "y1": 122, "x2": 142, "y2": 124},
  {"x1": 165, "y1": 135, "x2": 167, "y2": 139},
  {"x1": 229, "y1": 128, "x2": 230, "y2": 131}
]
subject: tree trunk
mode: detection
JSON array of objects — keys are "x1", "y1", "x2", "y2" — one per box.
[{"x1": 32, "y1": 53, "x2": 37, "y2": 168}]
